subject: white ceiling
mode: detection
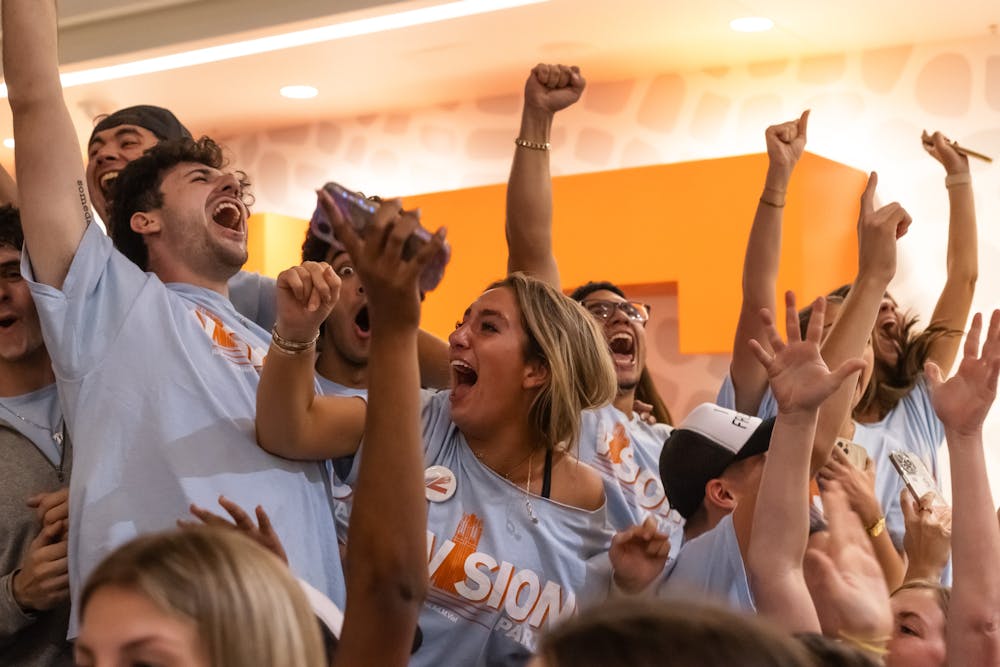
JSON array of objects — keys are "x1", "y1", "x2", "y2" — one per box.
[{"x1": 1, "y1": 0, "x2": 998, "y2": 146}]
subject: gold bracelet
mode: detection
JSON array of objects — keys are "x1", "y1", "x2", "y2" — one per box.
[
  {"x1": 759, "y1": 196, "x2": 785, "y2": 208},
  {"x1": 866, "y1": 516, "x2": 886, "y2": 538},
  {"x1": 514, "y1": 137, "x2": 551, "y2": 151},
  {"x1": 271, "y1": 326, "x2": 319, "y2": 355},
  {"x1": 838, "y1": 630, "x2": 890, "y2": 656}
]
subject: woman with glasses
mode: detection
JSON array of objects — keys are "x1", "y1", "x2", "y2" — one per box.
[
  {"x1": 254, "y1": 191, "x2": 618, "y2": 667},
  {"x1": 502, "y1": 65, "x2": 682, "y2": 558}
]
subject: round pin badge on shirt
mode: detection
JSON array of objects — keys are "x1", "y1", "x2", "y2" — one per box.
[{"x1": 424, "y1": 465, "x2": 457, "y2": 502}]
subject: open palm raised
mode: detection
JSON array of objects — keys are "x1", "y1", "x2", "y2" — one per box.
[{"x1": 749, "y1": 292, "x2": 867, "y2": 415}]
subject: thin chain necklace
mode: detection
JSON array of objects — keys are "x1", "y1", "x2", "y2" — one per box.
[
  {"x1": 0, "y1": 400, "x2": 65, "y2": 446},
  {"x1": 472, "y1": 446, "x2": 539, "y2": 524}
]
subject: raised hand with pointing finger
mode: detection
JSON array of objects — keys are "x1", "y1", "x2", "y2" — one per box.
[{"x1": 856, "y1": 172, "x2": 910, "y2": 286}]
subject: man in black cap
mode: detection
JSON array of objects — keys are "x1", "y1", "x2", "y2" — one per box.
[
  {"x1": 86, "y1": 105, "x2": 191, "y2": 226},
  {"x1": 610, "y1": 296, "x2": 865, "y2": 616}
]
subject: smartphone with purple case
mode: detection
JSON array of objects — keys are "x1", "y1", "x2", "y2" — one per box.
[{"x1": 311, "y1": 182, "x2": 450, "y2": 292}]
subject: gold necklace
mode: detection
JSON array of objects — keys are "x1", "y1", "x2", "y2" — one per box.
[{"x1": 472, "y1": 446, "x2": 539, "y2": 524}]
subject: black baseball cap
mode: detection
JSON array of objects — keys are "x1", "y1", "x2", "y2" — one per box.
[{"x1": 89, "y1": 105, "x2": 191, "y2": 146}]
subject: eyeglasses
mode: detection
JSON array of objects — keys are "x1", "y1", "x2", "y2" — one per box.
[{"x1": 582, "y1": 299, "x2": 651, "y2": 324}]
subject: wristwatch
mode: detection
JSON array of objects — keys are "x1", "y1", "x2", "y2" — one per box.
[{"x1": 866, "y1": 516, "x2": 886, "y2": 538}]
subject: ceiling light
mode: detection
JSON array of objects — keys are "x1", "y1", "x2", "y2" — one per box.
[
  {"x1": 0, "y1": 0, "x2": 547, "y2": 97},
  {"x1": 280, "y1": 85, "x2": 319, "y2": 99},
  {"x1": 729, "y1": 17, "x2": 774, "y2": 32},
  {"x1": 2, "y1": 138, "x2": 13, "y2": 149}
]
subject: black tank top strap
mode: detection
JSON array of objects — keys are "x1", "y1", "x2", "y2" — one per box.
[{"x1": 541, "y1": 447, "x2": 554, "y2": 499}]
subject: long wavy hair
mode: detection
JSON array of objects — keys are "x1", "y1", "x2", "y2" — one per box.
[
  {"x1": 488, "y1": 273, "x2": 617, "y2": 452},
  {"x1": 799, "y1": 285, "x2": 957, "y2": 419}
]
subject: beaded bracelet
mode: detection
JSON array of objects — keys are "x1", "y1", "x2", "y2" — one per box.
[{"x1": 514, "y1": 137, "x2": 551, "y2": 151}]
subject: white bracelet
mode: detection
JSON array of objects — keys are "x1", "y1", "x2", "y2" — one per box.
[{"x1": 945, "y1": 172, "x2": 971, "y2": 188}]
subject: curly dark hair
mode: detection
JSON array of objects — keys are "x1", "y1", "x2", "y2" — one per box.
[
  {"x1": 0, "y1": 205, "x2": 23, "y2": 251},
  {"x1": 107, "y1": 136, "x2": 252, "y2": 270}
]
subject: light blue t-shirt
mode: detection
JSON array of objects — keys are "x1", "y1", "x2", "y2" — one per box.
[
  {"x1": 661, "y1": 513, "x2": 754, "y2": 613},
  {"x1": 24, "y1": 223, "x2": 344, "y2": 635},
  {"x1": 341, "y1": 390, "x2": 613, "y2": 666},
  {"x1": 578, "y1": 405, "x2": 684, "y2": 560},
  {"x1": 227, "y1": 270, "x2": 278, "y2": 332},
  {"x1": 717, "y1": 373, "x2": 945, "y2": 550},
  {"x1": 0, "y1": 384, "x2": 64, "y2": 466},
  {"x1": 315, "y1": 374, "x2": 368, "y2": 545}
]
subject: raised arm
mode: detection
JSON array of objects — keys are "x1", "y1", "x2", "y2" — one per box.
[
  {"x1": 810, "y1": 173, "x2": 908, "y2": 473},
  {"x1": 504, "y1": 63, "x2": 585, "y2": 288},
  {"x1": 3, "y1": 0, "x2": 89, "y2": 288},
  {"x1": 922, "y1": 131, "x2": 978, "y2": 375},
  {"x1": 333, "y1": 187, "x2": 443, "y2": 667},
  {"x1": 926, "y1": 311, "x2": 1000, "y2": 666},
  {"x1": 743, "y1": 293, "x2": 865, "y2": 632},
  {"x1": 730, "y1": 111, "x2": 808, "y2": 415},
  {"x1": 255, "y1": 256, "x2": 366, "y2": 460}
]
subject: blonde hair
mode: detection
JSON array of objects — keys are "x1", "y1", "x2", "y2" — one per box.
[
  {"x1": 80, "y1": 528, "x2": 326, "y2": 667},
  {"x1": 488, "y1": 273, "x2": 617, "y2": 451}
]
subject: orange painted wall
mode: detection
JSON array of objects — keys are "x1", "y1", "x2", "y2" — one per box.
[{"x1": 245, "y1": 152, "x2": 865, "y2": 355}]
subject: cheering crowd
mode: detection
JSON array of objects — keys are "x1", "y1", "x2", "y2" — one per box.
[{"x1": 1, "y1": 2, "x2": 999, "y2": 666}]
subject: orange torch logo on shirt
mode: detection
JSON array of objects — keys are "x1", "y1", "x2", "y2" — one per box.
[
  {"x1": 595, "y1": 422, "x2": 670, "y2": 516},
  {"x1": 425, "y1": 513, "x2": 577, "y2": 634},
  {"x1": 193, "y1": 308, "x2": 266, "y2": 371}
]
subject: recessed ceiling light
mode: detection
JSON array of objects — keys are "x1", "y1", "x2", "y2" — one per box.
[
  {"x1": 730, "y1": 17, "x2": 774, "y2": 32},
  {"x1": 2, "y1": 138, "x2": 13, "y2": 149},
  {"x1": 0, "y1": 0, "x2": 548, "y2": 97},
  {"x1": 280, "y1": 85, "x2": 319, "y2": 100}
]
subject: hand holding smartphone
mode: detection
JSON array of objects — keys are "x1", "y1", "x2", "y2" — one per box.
[
  {"x1": 310, "y1": 182, "x2": 451, "y2": 292},
  {"x1": 889, "y1": 450, "x2": 949, "y2": 508}
]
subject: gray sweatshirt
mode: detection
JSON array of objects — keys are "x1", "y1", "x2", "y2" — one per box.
[{"x1": 0, "y1": 419, "x2": 72, "y2": 666}]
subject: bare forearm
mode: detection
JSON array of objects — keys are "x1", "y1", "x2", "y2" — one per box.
[
  {"x1": 870, "y1": 533, "x2": 905, "y2": 591},
  {"x1": 3, "y1": 1, "x2": 63, "y2": 107},
  {"x1": 749, "y1": 411, "x2": 821, "y2": 631},
  {"x1": 505, "y1": 107, "x2": 559, "y2": 287},
  {"x1": 752, "y1": 412, "x2": 816, "y2": 571},
  {"x1": 339, "y1": 326, "x2": 427, "y2": 666},
  {"x1": 255, "y1": 347, "x2": 326, "y2": 458},
  {"x1": 926, "y1": 182, "x2": 977, "y2": 374},
  {"x1": 812, "y1": 275, "x2": 888, "y2": 471},
  {"x1": 946, "y1": 431, "x2": 1000, "y2": 663},
  {"x1": 731, "y1": 167, "x2": 788, "y2": 414},
  {"x1": 4, "y1": 0, "x2": 89, "y2": 288}
]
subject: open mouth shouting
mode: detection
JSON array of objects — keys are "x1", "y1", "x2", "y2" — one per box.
[
  {"x1": 209, "y1": 199, "x2": 245, "y2": 237},
  {"x1": 354, "y1": 305, "x2": 371, "y2": 339},
  {"x1": 608, "y1": 331, "x2": 636, "y2": 369},
  {"x1": 98, "y1": 171, "x2": 119, "y2": 199},
  {"x1": 450, "y1": 358, "x2": 478, "y2": 401},
  {"x1": 0, "y1": 314, "x2": 17, "y2": 331}
]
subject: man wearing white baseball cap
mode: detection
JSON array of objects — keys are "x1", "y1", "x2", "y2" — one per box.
[{"x1": 610, "y1": 295, "x2": 867, "y2": 616}]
